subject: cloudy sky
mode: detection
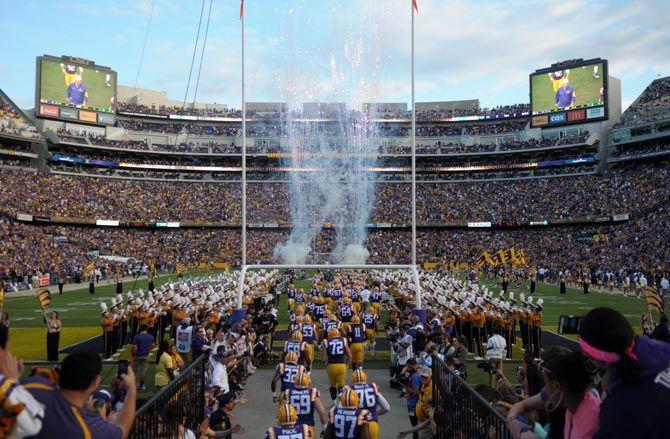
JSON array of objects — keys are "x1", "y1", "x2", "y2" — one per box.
[{"x1": 1, "y1": 0, "x2": 668, "y2": 110}]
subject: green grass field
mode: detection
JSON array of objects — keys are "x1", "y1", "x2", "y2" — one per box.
[
  {"x1": 3, "y1": 271, "x2": 212, "y2": 361},
  {"x1": 40, "y1": 59, "x2": 115, "y2": 111},
  {"x1": 531, "y1": 63, "x2": 604, "y2": 114}
]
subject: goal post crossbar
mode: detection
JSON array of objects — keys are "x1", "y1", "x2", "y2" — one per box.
[{"x1": 236, "y1": 264, "x2": 421, "y2": 309}]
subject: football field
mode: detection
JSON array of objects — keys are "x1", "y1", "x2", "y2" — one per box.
[
  {"x1": 3, "y1": 271, "x2": 209, "y2": 361},
  {"x1": 3, "y1": 269, "x2": 653, "y2": 364}
]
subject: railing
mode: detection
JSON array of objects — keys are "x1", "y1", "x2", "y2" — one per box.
[
  {"x1": 131, "y1": 354, "x2": 207, "y2": 438},
  {"x1": 432, "y1": 356, "x2": 510, "y2": 439}
]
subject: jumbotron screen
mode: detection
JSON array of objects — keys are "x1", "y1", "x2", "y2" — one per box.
[
  {"x1": 36, "y1": 55, "x2": 117, "y2": 126},
  {"x1": 530, "y1": 59, "x2": 608, "y2": 128}
]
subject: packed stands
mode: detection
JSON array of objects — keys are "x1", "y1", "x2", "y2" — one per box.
[{"x1": 616, "y1": 76, "x2": 670, "y2": 127}]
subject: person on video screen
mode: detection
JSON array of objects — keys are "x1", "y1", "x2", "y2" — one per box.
[
  {"x1": 548, "y1": 69, "x2": 569, "y2": 93},
  {"x1": 60, "y1": 63, "x2": 83, "y2": 88},
  {"x1": 554, "y1": 78, "x2": 576, "y2": 109},
  {"x1": 66, "y1": 75, "x2": 88, "y2": 107}
]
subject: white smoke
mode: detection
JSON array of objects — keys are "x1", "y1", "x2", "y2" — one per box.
[
  {"x1": 336, "y1": 244, "x2": 370, "y2": 265},
  {"x1": 273, "y1": 241, "x2": 312, "y2": 265},
  {"x1": 271, "y1": 2, "x2": 398, "y2": 264}
]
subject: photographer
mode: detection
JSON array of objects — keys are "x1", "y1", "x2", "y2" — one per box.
[{"x1": 485, "y1": 327, "x2": 507, "y2": 385}]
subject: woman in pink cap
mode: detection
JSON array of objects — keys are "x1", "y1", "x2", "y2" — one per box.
[
  {"x1": 579, "y1": 307, "x2": 670, "y2": 438},
  {"x1": 505, "y1": 347, "x2": 600, "y2": 439}
]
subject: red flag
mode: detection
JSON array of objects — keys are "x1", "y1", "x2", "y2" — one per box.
[
  {"x1": 240, "y1": 0, "x2": 244, "y2": 20},
  {"x1": 413, "y1": 0, "x2": 418, "y2": 14}
]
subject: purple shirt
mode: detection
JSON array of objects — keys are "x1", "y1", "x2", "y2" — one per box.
[
  {"x1": 21, "y1": 377, "x2": 122, "y2": 439},
  {"x1": 555, "y1": 85, "x2": 575, "y2": 108},
  {"x1": 66, "y1": 82, "x2": 87, "y2": 105},
  {"x1": 132, "y1": 332, "x2": 154, "y2": 357}
]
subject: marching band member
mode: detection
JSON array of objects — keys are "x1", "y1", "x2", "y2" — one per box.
[{"x1": 100, "y1": 303, "x2": 115, "y2": 359}]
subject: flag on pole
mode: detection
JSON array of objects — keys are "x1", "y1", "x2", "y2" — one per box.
[
  {"x1": 81, "y1": 261, "x2": 95, "y2": 280},
  {"x1": 36, "y1": 289, "x2": 52, "y2": 310},
  {"x1": 412, "y1": 0, "x2": 419, "y2": 14},
  {"x1": 175, "y1": 262, "x2": 186, "y2": 276},
  {"x1": 240, "y1": 0, "x2": 244, "y2": 20},
  {"x1": 645, "y1": 286, "x2": 663, "y2": 312}
]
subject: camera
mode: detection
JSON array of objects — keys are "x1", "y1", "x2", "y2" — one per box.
[
  {"x1": 477, "y1": 361, "x2": 497, "y2": 375},
  {"x1": 117, "y1": 360, "x2": 129, "y2": 378}
]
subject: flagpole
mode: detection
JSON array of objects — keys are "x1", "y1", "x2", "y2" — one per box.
[
  {"x1": 411, "y1": 0, "x2": 420, "y2": 309},
  {"x1": 238, "y1": 1, "x2": 247, "y2": 310}
]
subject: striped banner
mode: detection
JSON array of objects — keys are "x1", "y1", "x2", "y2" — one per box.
[{"x1": 36, "y1": 289, "x2": 52, "y2": 310}]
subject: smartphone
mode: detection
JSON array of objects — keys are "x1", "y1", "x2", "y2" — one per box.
[
  {"x1": 117, "y1": 360, "x2": 129, "y2": 377},
  {"x1": 94, "y1": 398, "x2": 106, "y2": 409}
]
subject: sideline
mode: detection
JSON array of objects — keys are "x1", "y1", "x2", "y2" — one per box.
[{"x1": 4, "y1": 272, "x2": 185, "y2": 300}]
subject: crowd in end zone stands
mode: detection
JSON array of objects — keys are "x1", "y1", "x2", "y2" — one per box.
[
  {"x1": 0, "y1": 160, "x2": 665, "y2": 223},
  {"x1": 615, "y1": 76, "x2": 670, "y2": 128},
  {"x1": 0, "y1": 97, "x2": 41, "y2": 140},
  {"x1": 118, "y1": 101, "x2": 530, "y2": 119},
  {"x1": 0, "y1": 157, "x2": 669, "y2": 289}
]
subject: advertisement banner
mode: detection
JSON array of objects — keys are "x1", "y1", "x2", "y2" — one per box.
[
  {"x1": 97, "y1": 113, "x2": 116, "y2": 125},
  {"x1": 38, "y1": 274, "x2": 50, "y2": 287},
  {"x1": 586, "y1": 107, "x2": 605, "y2": 119},
  {"x1": 567, "y1": 109, "x2": 586, "y2": 122},
  {"x1": 532, "y1": 115, "x2": 548, "y2": 126},
  {"x1": 39, "y1": 104, "x2": 59, "y2": 117},
  {"x1": 548, "y1": 111, "x2": 567, "y2": 125},
  {"x1": 59, "y1": 107, "x2": 79, "y2": 120},
  {"x1": 78, "y1": 110, "x2": 98, "y2": 122}
]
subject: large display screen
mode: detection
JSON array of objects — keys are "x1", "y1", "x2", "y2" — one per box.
[
  {"x1": 530, "y1": 59, "x2": 607, "y2": 128},
  {"x1": 36, "y1": 55, "x2": 117, "y2": 126}
]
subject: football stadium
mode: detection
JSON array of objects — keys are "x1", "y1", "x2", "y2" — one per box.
[{"x1": 1, "y1": 1, "x2": 669, "y2": 438}]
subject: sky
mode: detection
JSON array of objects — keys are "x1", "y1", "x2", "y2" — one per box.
[{"x1": 1, "y1": 0, "x2": 669, "y2": 111}]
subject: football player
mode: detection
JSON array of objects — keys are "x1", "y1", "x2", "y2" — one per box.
[
  {"x1": 282, "y1": 372, "x2": 327, "y2": 436},
  {"x1": 265, "y1": 403, "x2": 313, "y2": 439},
  {"x1": 272, "y1": 352, "x2": 306, "y2": 400},
  {"x1": 347, "y1": 315, "x2": 367, "y2": 370},
  {"x1": 59, "y1": 63, "x2": 83, "y2": 87},
  {"x1": 348, "y1": 369, "x2": 390, "y2": 439},
  {"x1": 324, "y1": 388, "x2": 372, "y2": 439},
  {"x1": 323, "y1": 328, "x2": 351, "y2": 402}
]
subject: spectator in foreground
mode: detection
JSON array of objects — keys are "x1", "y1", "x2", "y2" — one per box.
[
  {"x1": 23, "y1": 350, "x2": 137, "y2": 438},
  {"x1": 130, "y1": 324, "x2": 154, "y2": 391},
  {"x1": 154, "y1": 340, "x2": 175, "y2": 390},
  {"x1": 509, "y1": 348, "x2": 600, "y2": 439},
  {"x1": 485, "y1": 327, "x2": 507, "y2": 385},
  {"x1": 0, "y1": 323, "x2": 44, "y2": 438},
  {"x1": 651, "y1": 314, "x2": 670, "y2": 343},
  {"x1": 579, "y1": 307, "x2": 670, "y2": 438}
]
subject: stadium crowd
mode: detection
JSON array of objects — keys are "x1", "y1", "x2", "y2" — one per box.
[
  {"x1": 615, "y1": 76, "x2": 670, "y2": 128},
  {"x1": 118, "y1": 101, "x2": 530, "y2": 121},
  {"x1": 0, "y1": 95, "x2": 41, "y2": 140},
  {"x1": 1, "y1": 160, "x2": 663, "y2": 224}
]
